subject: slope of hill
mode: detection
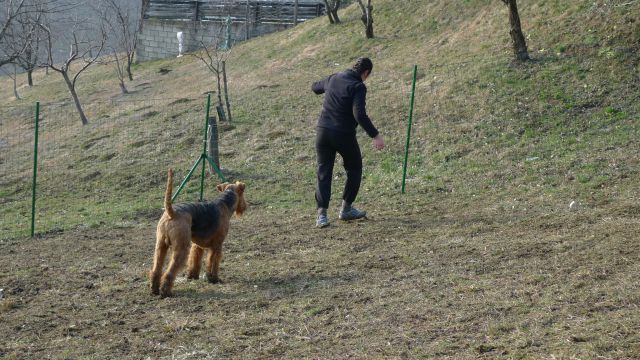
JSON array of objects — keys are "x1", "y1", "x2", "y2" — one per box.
[{"x1": 0, "y1": 0, "x2": 639, "y2": 358}]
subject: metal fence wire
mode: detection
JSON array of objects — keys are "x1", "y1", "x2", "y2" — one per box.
[
  {"x1": 2, "y1": 50, "x2": 637, "y2": 240},
  {"x1": 0, "y1": 97, "x2": 208, "y2": 240},
  {"x1": 0, "y1": 58, "x2": 533, "y2": 240},
  {"x1": 0, "y1": 59, "x2": 495, "y2": 240}
]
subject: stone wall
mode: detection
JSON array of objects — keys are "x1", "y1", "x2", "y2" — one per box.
[{"x1": 136, "y1": 18, "x2": 289, "y2": 62}]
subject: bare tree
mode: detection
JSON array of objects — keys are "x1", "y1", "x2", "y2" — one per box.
[
  {"x1": 40, "y1": 20, "x2": 107, "y2": 125},
  {"x1": 500, "y1": 0, "x2": 529, "y2": 61},
  {"x1": 190, "y1": 35, "x2": 232, "y2": 122},
  {"x1": 2, "y1": 0, "x2": 75, "y2": 83},
  {"x1": 12, "y1": 0, "x2": 47, "y2": 86},
  {"x1": 10, "y1": 63, "x2": 21, "y2": 99},
  {"x1": 98, "y1": 0, "x2": 142, "y2": 95},
  {"x1": 222, "y1": 60, "x2": 232, "y2": 122},
  {"x1": 102, "y1": 0, "x2": 141, "y2": 82},
  {"x1": 1, "y1": 62, "x2": 21, "y2": 99},
  {"x1": 323, "y1": 0, "x2": 340, "y2": 24},
  {"x1": 0, "y1": 0, "x2": 31, "y2": 67},
  {"x1": 356, "y1": 0, "x2": 373, "y2": 39},
  {"x1": 104, "y1": 46, "x2": 129, "y2": 94},
  {"x1": 14, "y1": 22, "x2": 40, "y2": 86}
]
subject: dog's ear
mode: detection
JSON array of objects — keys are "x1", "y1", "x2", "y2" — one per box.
[
  {"x1": 217, "y1": 182, "x2": 229, "y2": 192},
  {"x1": 235, "y1": 181, "x2": 245, "y2": 194}
]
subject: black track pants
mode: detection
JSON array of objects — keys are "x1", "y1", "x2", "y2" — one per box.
[{"x1": 315, "y1": 127, "x2": 363, "y2": 209}]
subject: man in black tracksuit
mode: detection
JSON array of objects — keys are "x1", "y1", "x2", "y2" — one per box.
[{"x1": 311, "y1": 57, "x2": 385, "y2": 228}]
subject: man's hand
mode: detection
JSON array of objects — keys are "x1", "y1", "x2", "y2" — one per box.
[{"x1": 373, "y1": 135, "x2": 385, "y2": 150}]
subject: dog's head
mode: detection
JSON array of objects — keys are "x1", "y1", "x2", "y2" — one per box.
[{"x1": 216, "y1": 181, "x2": 247, "y2": 216}]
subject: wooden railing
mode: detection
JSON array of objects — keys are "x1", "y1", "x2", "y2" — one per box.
[{"x1": 145, "y1": 0, "x2": 325, "y2": 24}]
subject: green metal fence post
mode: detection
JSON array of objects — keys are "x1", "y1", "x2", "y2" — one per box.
[
  {"x1": 199, "y1": 93, "x2": 212, "y2": 201},
  {"x1": 172, "y1": 156, "x2": 203, "y2": 203},
  {"x1": 402, "y1": 65, "x2": 418, "y2": 194},
  {"x1": 204, "y1": 156, "x2": 226, "y2": 182},
  {"x1": 171, "y1": 93, "x2": 225, "y2": 204},
  {"x1": 31, "y1": 102, "x2": 40, "y2": 237}
]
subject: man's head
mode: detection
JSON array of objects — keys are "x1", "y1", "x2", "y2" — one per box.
[{"x1": 352, "y1": 57, "x2": 373, "y2": 81}]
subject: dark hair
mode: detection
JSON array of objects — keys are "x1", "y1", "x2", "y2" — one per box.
[
  {"x1": 172, "y1": 190, "x2": 237, "y2": 238},
  {"x1": 352, "y1": 57, "x2": 373, "y2": 75}
]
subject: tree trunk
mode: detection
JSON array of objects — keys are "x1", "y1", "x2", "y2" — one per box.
[
  {"x1": 216, "y1": 73, "x2": 224, "y2": 114},
  {"x1": 13, "y1": 79, "x2": 20, "y2": 100},
  {"x1": 357, "y1": 0, "x2": 374, "y2": 38},
  {"x1": 27, "y1": 69, "x2": 33, "y2": 87},
  {"x1": 245, "y1": 0, "x2": 250, "y2": 40},
  {"x1": 364, "y1": 0, "x2": 374, "y2": 39},
  {"x1": 222, "y1": 61, "x2": 232, "y2": 123},
  {"x1": 326, "y1": 12, "x2": 335, "y2": 24},
  {"x1": 323, "y1": 0, "x2": 334, "y2": 24},
  {"x1": 126, "y1": 58, "x2": 133, "y2": 81},
  {"x1": 13, "y1": 66, "x2": 21, "y2": 100},
  {"x1": 119, "y1": 80, "x2": 129, "y2": 94},
  {"x1": 323, "y1": 0, "x2": 340, "y2": 24},
  {"x1": 114, "y1": 53, "x2": 129, "y2": 94},
  {"x1": 504, "y1": 0, "x2": 529, "y2": 61},
  {"x1": 331, "y1": 7, "x2": 340, "y2": 24},
  {"x1": 63, "y1": 72, "x2": 89, "y2": 125},
  {"x1": 207, "y1": 118, "x2": 220, "y2": 173}
]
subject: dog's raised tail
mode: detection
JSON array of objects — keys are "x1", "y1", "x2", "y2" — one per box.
[{"x1": 164, "y1": 168, "x2": 176, "y2": 219}]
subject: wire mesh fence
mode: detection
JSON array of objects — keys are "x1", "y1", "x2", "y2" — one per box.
[
  {"x1": 0, "y1": 56, "x2": 558, "y2": 240},
  {"x1": 0, "y1": 64, "x2": 428, "y2": 240},
  {"x1": 2, "y1": 50, "x2": 637, "y2": 240},
  {"x1": 0, "y1": 97, "x2": 211, "y2": 240}
]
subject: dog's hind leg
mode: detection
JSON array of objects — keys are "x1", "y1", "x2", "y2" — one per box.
[
  {"x1": 150, "y1": 233, "x2": 168, "y2": 295},
  {"x1": 160, "y1": 247, "x2": 188, "y2": 298},
  {"x1": 206, "y1": 246, "x2": 223, "y2": 284},
  {"x1": 187, "y1": 245, "x2": 204, "y2": 280}
]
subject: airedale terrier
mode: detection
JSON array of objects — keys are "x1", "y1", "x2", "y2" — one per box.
[{"x1": 150, "y1": 169, "x2": 247, "y2": 297}]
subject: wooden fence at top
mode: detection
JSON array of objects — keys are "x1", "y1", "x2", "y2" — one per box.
[{"x1": 145, "y1": 0, "x2": 325, "y2": 24}]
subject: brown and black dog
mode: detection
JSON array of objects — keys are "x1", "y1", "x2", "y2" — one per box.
[{"x1": 150, "y1": 169, "x2": 247, "y2": 297}]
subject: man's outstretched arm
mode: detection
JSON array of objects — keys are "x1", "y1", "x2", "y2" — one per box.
[{"x1": 311, "y1": 74, "x2": 334, "y2": 95}]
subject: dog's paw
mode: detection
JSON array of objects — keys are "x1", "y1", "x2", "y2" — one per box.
[
  {"x1": 207, "y1": 274, "x2": 223, "y2": 284},
  {"x1": 151, "y1": 283, "x2": 160, "y2": 295},
  {"x1": 186, "y1": 274, "x2": 200, "y2": 280},
  {"x1": 159, "y1": 284, "x2": 173, "y2": 298}
]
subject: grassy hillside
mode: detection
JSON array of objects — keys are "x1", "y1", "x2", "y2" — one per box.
[{"x1": 1, "y1": 0, "x2": 639, "y2": 358}]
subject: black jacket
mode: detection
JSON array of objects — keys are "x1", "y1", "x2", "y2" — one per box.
[{"x1": 311, "y1": 69, "x2": 379, "y2": 138}]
